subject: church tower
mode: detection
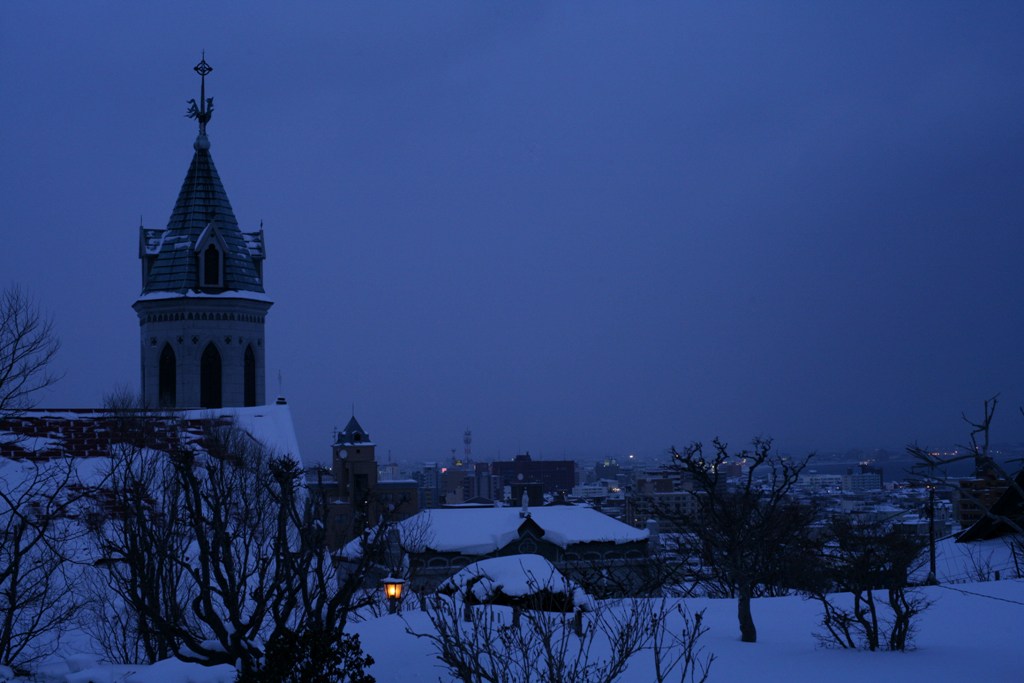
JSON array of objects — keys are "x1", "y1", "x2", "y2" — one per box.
[
  {"x1": 133, "y1": 57, "x2": 272, "y2": 409},
  {"x1": 332, "y1": 416, "x2": 378, "y2": 512}
]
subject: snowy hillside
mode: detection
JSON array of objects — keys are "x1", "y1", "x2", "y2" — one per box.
[
  {"x1": 3, "y1": 578, "x2": 1019, "y2": 682},
  {"x1": 354, "y1": 580, "x2": 1023, "y2": 683}
]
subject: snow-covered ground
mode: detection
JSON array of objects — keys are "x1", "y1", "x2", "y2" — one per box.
[
  {"x1": 3, "y1": 577, "x2": 1020, "y2": 682},
  {"x1": 355, "y1": 579, "x2": 1024, "y2": 683},
  {"x1": 920, "y1": 535, "x2": 1020, "y2": 584}
]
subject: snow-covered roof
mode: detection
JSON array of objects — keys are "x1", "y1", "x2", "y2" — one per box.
[
  {"x1": 400, "y1": 506, "x2": 648, "y2": 555},
  {"x1": 221, "y1": 404, "x2": 302, "y2": 463},
  {"x1": 140, "y1": 133, "x2": 264, "y2": 295},
  {"x1": 439, "y1": 554, "x2": 593, "y2": 609},
  {"x1": 0, "y1": 403, "x2": 303, "y2": 470}
]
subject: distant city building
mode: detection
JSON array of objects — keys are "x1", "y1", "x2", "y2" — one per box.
[
  {"x1": 594, "y1": 458, "x2": 621, "y2": 481},
  {"x1": 801, "y1": 473, "x2": 843, "y2": 489},
  {"x1": 955, "y1": 476, "x2": 1009, "y2": 529},
  {"x1": 378, "y1": 461, "x2": 400, "y2": 481},
  {"x1": 510, "y1": 482, "x2": 544, "y2": 507},
  {"x1": 842, "y1": 466, "x2": 883, "y2": 492},
  {"x1": 491, "y1": 452, "x2": 576, "y2": 496},
  {"x1": 416, "y1": 462, "x2": 443, "y2": 509},
  {"x1": 957, "y1": 469, "x2": 1024, "y2": 541},
  {"x1": 572, "y1": 481, "x2": 618, "y2": 499},
  {"x1": 718, "y1": 461, "x2": 744, "y2": 478},
  {"x1": 624, "y1": 467, "x2": 699, "y2": 531},
  {"x1": 474, "y1": 462, "x2": 500, "y2": 501}
]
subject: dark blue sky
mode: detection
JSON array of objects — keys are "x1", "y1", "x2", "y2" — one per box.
[{"x1": 2, "y1": 2, "x2": 1024, "y2": 465}]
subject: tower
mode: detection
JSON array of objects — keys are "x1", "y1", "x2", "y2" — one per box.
[
  {"x1": 133, "y1": 57, "x2": 272, "y2": 409},
  {"x1": 329, "y1": 415, "x2": 379, "y2": 543},
  {"x1": 332, "y1": 415, "x2": 378, "y2": 508}
]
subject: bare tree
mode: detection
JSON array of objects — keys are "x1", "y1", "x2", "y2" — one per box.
[
  {"x1": 909, "y1": 395, "x2": 1024, "y2": 575},
  {"x1": 92, "y1": 409, "x2": 302, "y2": 674},
  {"x1": 154, "y1": 423, "x2": 297, "y2": 672},
  {"x1": 0, "y1": 285, "x2": 78, "y2": 673},
  {"x1": 95, "y1": 398, "x2": 394, "y2": 677},
  {"x1": 281, "y1": 466, "x2": 411, "y2": 634},
  {"x1": 668, "y1": 437, "x2": 817, "y2": 643},
  {"x1": 412, "y1": 592, "x2": 711, "y2": 683},
  {"x1": 806, "y1": 517, "x2": 930, "y2": 651},
  {"x1": 0, "y1": 456, "x2": 87, "y2": 671},
  {"x1": 648, "y1": 602, "x2": 715, "y2": 683},
  {"x1": 412, "y1": 576, "x2": 712, "y2": 683},
  {"x1": 87, "y1": 392, "x2": 189, "y2": 663},
  {"x1": 561, "y1": 552, "x2": 687, "y2": 600},
  {"x1": 0, "y1": 286, "x2": 60, "y2": 415}
]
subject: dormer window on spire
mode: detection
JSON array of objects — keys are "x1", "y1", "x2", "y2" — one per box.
[
  {"x1": 194, "y1": 223, "x2": 228, "y2": 291},
  {"x1": 202, "y1": 243, "x2": 222, "y2": 288}
]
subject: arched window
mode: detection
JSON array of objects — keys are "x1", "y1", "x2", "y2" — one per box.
[
  {"x1": 158, "y1": 343, "x2": 176, "y2": 408},
  {"x1": 202, "y1": 244, "x2": 221, "y2": 287},
  {"x1": 243, "y1": 345, "x2": 256, "y2": 407},
  {"x1": 200, "y1": 343, "x2": 222, "y2": 409}
]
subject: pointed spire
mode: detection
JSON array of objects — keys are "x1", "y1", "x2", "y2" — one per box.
[
  {"x1": 140, "y1": 57, "x2": 265, "y2": 295},
  {"x1": 338, "y1": 415, "x2": 369, "y2": 444}
]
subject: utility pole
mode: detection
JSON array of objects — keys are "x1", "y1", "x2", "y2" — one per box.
[{"x1": 927, "y1": 482, "x2": 937, "y2": 585}]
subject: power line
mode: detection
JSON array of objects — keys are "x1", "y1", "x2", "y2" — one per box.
[{"x1": 933, "y1": 581, "x2": 1024, "y2": 607}]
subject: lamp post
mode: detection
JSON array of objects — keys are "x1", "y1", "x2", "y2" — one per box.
[{"x1": 382, "y1": 577, "x2": 405, "y2": 614}]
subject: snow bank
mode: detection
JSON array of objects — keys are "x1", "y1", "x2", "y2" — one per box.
[
  {"x1": 354, "y1": 579, "x2": 1024, "y2": 683},
  {"x1": 64, "y1": 659, "x2": 235, "y2": 683},
  {"x1": 914, "y1": 535, "x2": 1021, "y2": 583},
  {"x1": 439, "y1": 554, "x2": 593, "y2": 609}
]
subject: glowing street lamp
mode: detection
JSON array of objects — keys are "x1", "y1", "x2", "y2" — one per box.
[{"x1": 382, "y1": 577, "x2": 405, "y2": 614}]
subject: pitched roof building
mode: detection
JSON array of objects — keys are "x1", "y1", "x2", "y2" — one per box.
[{"x1": 392, "y1": 505, "x2": 650, "y2": 596}]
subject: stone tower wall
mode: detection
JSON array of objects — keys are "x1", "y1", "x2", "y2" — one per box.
[{"x1": 134, "y1": 296, "x2": 272, "y2": 408}]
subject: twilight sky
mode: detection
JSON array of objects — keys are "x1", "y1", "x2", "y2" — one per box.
[{"x1": 2, "y1": 2, "x2": 1024, "y2": 465}]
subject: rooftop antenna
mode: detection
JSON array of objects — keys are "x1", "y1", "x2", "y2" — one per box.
[{"x1": 186, "y1": 52, "x2": 215, "y2": 137}]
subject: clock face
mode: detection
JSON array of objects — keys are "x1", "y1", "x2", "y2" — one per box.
[{"x1": 517, "y1": 473, "x2": 524, "y2": 481}]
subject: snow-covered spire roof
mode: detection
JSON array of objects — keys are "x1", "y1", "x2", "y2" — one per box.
[
  {"x1": 139, "y1": 57, "x2": 265, "y2": 295},
  {"x1": 337, "y1": 415, "x2": 370, "y2": 444}
]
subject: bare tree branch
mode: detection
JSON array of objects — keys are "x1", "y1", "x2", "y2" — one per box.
[
  {"x1": 0, "y1": 286, "x2": 61, "y2": 416},
  {"x1": 667, "y1": 437, "x2": 817, "y2": 643}
]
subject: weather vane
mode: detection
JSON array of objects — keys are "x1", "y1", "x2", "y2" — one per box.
[{"x1": 186, "y1": 52, "x2": 214, "y2": 135}]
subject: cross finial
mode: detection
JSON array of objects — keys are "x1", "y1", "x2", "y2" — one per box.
[
  {"x1": 186, "y1": 52, "x2": 215, "y2": 136},
  {"x1": 195, "y1": 51, "x2": 213, "y2": 78}
]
